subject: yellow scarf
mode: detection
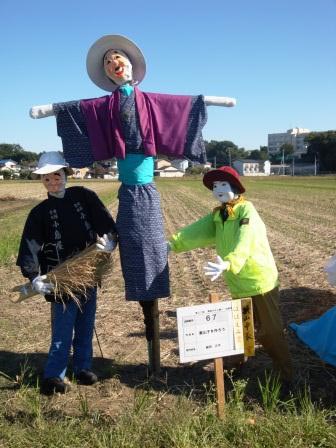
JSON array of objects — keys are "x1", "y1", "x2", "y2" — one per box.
[{"x1": 213, "y1": 195, "x2": 245, "y2": 219}]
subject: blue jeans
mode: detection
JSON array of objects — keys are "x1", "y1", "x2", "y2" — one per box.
[{"x1": 43, "y1": 288, "x2": 97, "y2": 380}]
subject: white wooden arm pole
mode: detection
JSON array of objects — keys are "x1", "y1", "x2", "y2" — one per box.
[
  {"x1": 204, "y1": 96, "x2": 236, "y2": 107},
  {"x1": 30, "y1": 96, "x2": 236, "y2": 119},
  {"x1": 30, "y1": 104, "x2": 54, "y2": 119}
]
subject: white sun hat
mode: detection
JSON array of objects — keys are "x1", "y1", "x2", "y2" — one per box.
[
  {"x1": 33, "y1": 151, "x2": 73, "y2": 175},
  {"x1": 86, "y1": 34, "x2": 146, "y2": 92}
]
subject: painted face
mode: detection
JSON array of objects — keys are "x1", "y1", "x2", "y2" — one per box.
[
  {"x1": 103, "y1": 49, "x2": 133, "y2": 85},
  {"x1": 41, "y1": 169, "x2": 66, "y2": 195},
  {"x1": 212, "y1": 181, "x2": 236, "y2": 203}
]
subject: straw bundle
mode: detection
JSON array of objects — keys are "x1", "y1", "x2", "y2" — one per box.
[{"x1": 11, "y1": 244, "x2": 113, "y2": 304}]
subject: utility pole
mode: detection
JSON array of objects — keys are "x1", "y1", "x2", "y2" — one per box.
[
  {"x1": 214, "y1": 156, "x2": 216, "y2": 168},
  {"x1": 282, "y1": 148, "x2": 285, "y2": 175},
  {"x1": 314, "y1": 154, "x2": 317, "y2": 176}
]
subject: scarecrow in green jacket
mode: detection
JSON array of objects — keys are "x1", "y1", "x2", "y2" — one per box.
[{"x1": 169, "y1": 166, "x2": 292, "y2": 381}]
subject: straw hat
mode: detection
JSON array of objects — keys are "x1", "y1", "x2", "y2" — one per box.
[
  {"x1": 203, "y1": 166, "x2": 245, "y2": 193},
  {"x1": 86, "y1": 34, "x2": 146, "y2": 92},
  {"x1": 33, "y1": 152, "x2": 73, "y2": 176}
]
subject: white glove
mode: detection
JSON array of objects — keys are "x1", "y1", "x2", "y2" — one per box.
[
  {"x1": 32, "y1": 275, "x2": 54, "y2": 294},
  {"x1": 204, "y1": 255, "x2": 230, "y2": 281},
  {"x1": 29, "y1": 104, "x2": 54, "y2": 119},
  {"x1": 96, "y1": 233, "x2": 117, "y2": 253}
]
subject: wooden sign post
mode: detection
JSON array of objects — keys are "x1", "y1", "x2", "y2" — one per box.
[{"x1": 209, "y1": 293, "x2": 225, "y2": 419}]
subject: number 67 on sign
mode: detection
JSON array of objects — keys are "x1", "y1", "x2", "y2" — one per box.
[{"x1": 176, "y1": 298, "x2": 254, "y2": 363}]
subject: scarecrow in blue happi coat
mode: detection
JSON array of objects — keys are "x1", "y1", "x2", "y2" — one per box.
[
  {"x1": 30, "y1": 35, "x2": 236, "y2": 373},
  {"x1": 16, "y1": 151, "x2": 117, "y2": 395}
]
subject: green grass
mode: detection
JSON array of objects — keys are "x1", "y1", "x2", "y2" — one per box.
[
  {"x1": 97, "y1": 188, "x2": 118, "y2": 206},
  {"x1": 1, "y1": 370, "x2": 336, "y2": 448},
  {"x1": 155, "y1": 174, "x2": 336, "y2": 194},
  {"x1": 0, "y1": 208, "x2": 33, "y2": 265},
  {"x1": 243, "y1": 176, "x2": 336, "y2": 193}
]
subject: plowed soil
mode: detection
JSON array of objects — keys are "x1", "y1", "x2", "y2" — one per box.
[{"x1": 1, "y1": 177, "x2": 336, "y2": 416}]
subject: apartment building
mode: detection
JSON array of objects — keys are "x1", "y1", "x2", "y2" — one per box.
[{"x1": 268, "y1": 127, "x2": 311, "y2": 158}]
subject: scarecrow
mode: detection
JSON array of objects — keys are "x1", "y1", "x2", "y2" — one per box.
[
  {"x1": 169, "y1": 166, "x2": 292, "y2": 381},
  {"x1": 16, "y1": 151, "x2": 117, "y2": 395},
  {"x1": 30, "y1": 35, "x2": 236, "y2": 373}
]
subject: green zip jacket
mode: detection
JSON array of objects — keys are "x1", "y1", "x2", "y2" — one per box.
[{"x1": 169, "y1": 200, "x2": 279, "y2": 299}]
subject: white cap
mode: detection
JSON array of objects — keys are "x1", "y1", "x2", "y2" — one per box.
[{"x1": 33, "y1": 151, "x2": 73, "y2": 175}]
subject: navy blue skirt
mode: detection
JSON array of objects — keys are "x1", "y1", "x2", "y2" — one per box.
[{"x1": 116, "y1": 183, "x2": 170, "y2": 301}]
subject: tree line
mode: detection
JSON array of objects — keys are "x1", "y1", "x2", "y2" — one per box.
[
  {"x1": 205, "y1": 140, "x2": 268, "y2": 166},
  {"x1": 205, "y1": 131, "x2": 336, "y2": 172},
  {"x1": 2, "y1": 131, "x2": 336, "y2": 172},
  {"x1": 0, "y1": 144, "x2": 40, "y2": 164}
]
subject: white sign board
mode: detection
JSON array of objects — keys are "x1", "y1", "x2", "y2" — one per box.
[{"x1": 177, "y1": 300, "x2": 244, "y2": 363}]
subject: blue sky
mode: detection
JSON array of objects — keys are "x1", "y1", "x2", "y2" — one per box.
[{"x1": 1, "y1": 0, "x2": 335, "y2": 153}]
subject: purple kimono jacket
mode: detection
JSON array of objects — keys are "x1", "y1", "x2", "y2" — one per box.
[{"x1": 53, "y1": 88, "x2": 207, "y2": 167}]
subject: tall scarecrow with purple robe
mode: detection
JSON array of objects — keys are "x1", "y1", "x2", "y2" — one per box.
[{"x1": 30, "y1": 34, "x2": 236, "y2": 373}]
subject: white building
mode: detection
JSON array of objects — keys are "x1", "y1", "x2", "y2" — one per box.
[
  {"x1": 268, "y1": 127, "x2": 311, "y2": 158},
  {"x1": 0, "y1": 159, "x2": 18, "y2": 170},
  {"x1": 233, "y1": 159, "x2": 271, "y2": 176},
  {"x1": 171, "y1": 159, "x2": 189, "y2": 172},
  {"x1": 155, "y1": 166, "x2": 184, "y2": 177},
  {"x1": 264, "y1": 160, "x2": 271, "y2": 175},
  {"x1": 0, "y1": 159, "x2": 20, "y2": 178},
  {"x1": 72, "y1": 167, "x2": 91, "y2": 179},
  {"x1": 154, "y1": 159, "x2": 185, "y2": 177}
]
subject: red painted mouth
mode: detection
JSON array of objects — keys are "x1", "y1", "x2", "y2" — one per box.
[{"x1": 114, "y1": 65, "x2": 125, "y2": 78}]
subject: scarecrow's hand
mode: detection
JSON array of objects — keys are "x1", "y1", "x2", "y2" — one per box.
[
  {"x1": 30, "y1": 104, "x2": 54, "y2": 119},
  {"x1": 204, "y1": 255, "x2": 230, "y2": 281},
  {"x1": 32, "y1": 275, "x2": 54, "y2": 294},
  {"x1": 204, "y1": 96, "x2": 237, "y2": 107},
  {"x1": 96, "y1": 233, "x2": 117, "y2": 253}
]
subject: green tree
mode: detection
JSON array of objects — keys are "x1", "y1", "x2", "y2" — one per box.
[
  {"x1": 19, "y1": 169, "x2": 33, "y2": 180},
  {"x1": 1, "y1": 169, "x2": 12, "y2": 180},
  {"x1": 185, "y1": 165, "x2": 209, "y2": 175},
  {"x1": 280, "y1": 143, "x2": 294, "y2": 160},
  {"x1": 304, "y1": 131, "x2": 336, "y2": 171},
  {"x1": 259, "y1": 146, "x2": 269, "y2": 160},
  {"x1": 205, "y1": 140, "x2": 246, "y2": 166},
  {"x1": 0, "y1": 143, "x2": 39, "y2": 163},
  {"x1": 246, "y1": 147, "x2": 268, "y2": 161}
]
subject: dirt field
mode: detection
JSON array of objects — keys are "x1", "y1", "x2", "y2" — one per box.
[{"x1": 1, "y1": 177, "x2": 336, "y2": 416}]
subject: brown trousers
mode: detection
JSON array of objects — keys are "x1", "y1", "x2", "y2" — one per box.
[{"x1": 252, "y1": 287, "x2": 292, "y2": 380}]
